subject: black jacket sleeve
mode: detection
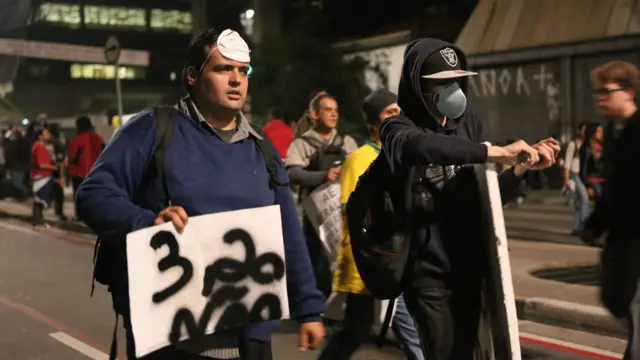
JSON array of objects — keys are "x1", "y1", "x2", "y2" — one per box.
[{"x1": 380, "y1": 116, "x2": 488, "y2": 170}]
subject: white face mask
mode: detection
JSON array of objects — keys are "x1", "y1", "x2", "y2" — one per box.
[{"x1": 436, "y1": 82, "x2": 467, "y2": 119}]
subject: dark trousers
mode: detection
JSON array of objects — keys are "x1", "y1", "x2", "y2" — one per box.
[
  {"x1": 600, "y1": 236, "x2": 640, "y2": 360},
  {"x1": 302, "y1": 216, "x2": 332, "y2": 299},
  {"x1": 31, "y1": 202, "x2": 44, "y2": 226},
  {"x1": 71, "y1": 176, "x2": 84, "y2": 218},
  {"x1": 318, "y1": 294, "x2": 376, "y2": 360},
  {"x1": 71, "y1": 176, "x2": 83, "y2": 199},
  {"x1": 403, "y1": 277, "x2": 483, "y2": 360},
  {"x1": 52, "y1": 180, "x2": 64, "y2": 217},
  {"x1": 8, "y1": 169, "x2": 28, "y2": 200}
]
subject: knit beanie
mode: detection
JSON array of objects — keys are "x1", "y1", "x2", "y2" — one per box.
[{"x1": 362, "y1": 89, "x2": 398, "y2": 125}]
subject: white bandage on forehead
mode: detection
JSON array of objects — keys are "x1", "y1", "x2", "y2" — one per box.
[{"x1": 198, "y1": 29, "x2": 251, "y2": 71}]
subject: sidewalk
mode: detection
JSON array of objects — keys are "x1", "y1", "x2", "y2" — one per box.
[
  {"x1": 0, "y1": 198, "x2": 90, "y2": 234},
  {"x1": 509, "y1": 239, "x2": 626, "y2": 338}
]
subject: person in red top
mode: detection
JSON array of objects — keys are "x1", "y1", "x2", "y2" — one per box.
[
  {"x1": 67, "y1": 116, "x2": 104, "y2": 198},
  {"x1": 30, "y1": 124, "x2": 56, "y2": 227},
  {"x1": 262, "y1": 107, "x2": 294, "y2": 160}
]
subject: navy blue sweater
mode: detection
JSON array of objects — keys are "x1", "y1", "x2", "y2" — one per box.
[{"x1": 76, "y1": 108, "x2": 325, "y2": 340}]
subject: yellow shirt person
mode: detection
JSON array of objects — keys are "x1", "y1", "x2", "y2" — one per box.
[{"x1": 332, "y1": 141, "x2": 381, "y2": 294}]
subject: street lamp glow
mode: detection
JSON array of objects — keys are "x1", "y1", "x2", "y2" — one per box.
[{"x1": 245, "y1": 9, "x2": 255, "y2": 20}]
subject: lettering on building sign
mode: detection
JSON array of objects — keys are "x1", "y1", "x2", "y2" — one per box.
[
  {"x1": 546, "y1": 82, "x2": 561, "y2": 122},
  {"x1": 468, "y1": 64, "x2": 564, "y2": 98}
]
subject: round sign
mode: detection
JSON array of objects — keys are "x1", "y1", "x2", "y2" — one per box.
[{"x1": 104, "y1": 36, "x2": 121, "y2": 65}]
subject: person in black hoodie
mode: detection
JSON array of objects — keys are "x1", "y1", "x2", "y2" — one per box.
[{"x1": 378, "y1": 39, "x2": 560, "y2": 359}]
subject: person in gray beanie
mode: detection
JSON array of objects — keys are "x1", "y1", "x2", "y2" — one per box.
[{"x1": 318, "y1": 89, "x2": 424, "y2": 360}]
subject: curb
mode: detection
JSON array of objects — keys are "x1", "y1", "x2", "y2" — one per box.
[{"x1": 516, "y1": 297, "x2": 627, "y2": 339}]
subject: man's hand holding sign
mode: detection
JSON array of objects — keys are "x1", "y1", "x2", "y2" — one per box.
[{"x1": 146, "y1": 205, "x2": 324, "y2": 356}]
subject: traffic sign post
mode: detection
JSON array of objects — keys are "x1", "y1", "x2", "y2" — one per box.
[{"x1": 105, "y1": 36, "x2": 123, "y2": 127}]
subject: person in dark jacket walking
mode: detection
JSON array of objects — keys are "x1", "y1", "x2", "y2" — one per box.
[
  {"x1": 579, "y1": 60, "x2": 640, "y2": 360},
  {"x1": 374, "y1": 38, "x2": 560, "y2": 359},
  {"x1": 76, "y1": 28, "x2": 325, "y2": 360},
  {"x1": 4, "y1": 124, "x2": 31, "y2": 200}
]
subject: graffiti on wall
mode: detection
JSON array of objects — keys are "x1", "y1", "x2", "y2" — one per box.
[
  {"x1": 343, "y1": 44, "x2": 406, "y2": 92},
  {"x1": 468, "y1": 62, "x2": 562, "y2": 143}
]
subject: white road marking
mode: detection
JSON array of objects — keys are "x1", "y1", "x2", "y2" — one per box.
[
  {"x1": 520, "y1": 332, "x2": 624, "y2": 359},
  {"x1": 49, "y1": 332, "x2": 109, "y2": 360}
]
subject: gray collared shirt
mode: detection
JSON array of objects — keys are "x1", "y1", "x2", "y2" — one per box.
[{"x1": 177, "y1": 96, "x2": 262, "y2": 143}]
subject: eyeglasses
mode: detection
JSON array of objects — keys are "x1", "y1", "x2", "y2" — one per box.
[{"x1": 593, "y1": 87, "x2": 625, "y2": 96}]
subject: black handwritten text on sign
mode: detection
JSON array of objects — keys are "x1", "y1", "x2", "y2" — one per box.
[
  {"x1": 148, "y1": 229, "x2": 286, "y2": 344},
  {"x1": 322, "y1": 185, "x2": 338, "y2": 204}
]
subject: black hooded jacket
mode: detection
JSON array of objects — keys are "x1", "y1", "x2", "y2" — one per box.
[{"x1": 377, "y1": 38, "x2": 523, "y2": 286}]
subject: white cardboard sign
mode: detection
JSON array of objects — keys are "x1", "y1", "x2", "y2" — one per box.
[
  {"x1": 126, "y1": 205, "x2": 290, "y2": 357},
  {"x1": 302, "y1": 182, "x2": 342, "y2": 263},
  {"x1": 474, "y1": 163, "x2": 521, "y2": 360}
]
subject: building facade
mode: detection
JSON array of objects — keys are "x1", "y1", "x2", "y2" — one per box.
[{"x1": 5, "y1": 0, "x2": 195, "y2": 123}]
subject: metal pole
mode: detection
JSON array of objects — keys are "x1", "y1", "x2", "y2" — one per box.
[{"x1": 115, "y1": 63, "x2": 124, "y2": 125}]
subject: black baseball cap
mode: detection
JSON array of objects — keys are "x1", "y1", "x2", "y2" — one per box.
[{"x1": 422, "y1": 47, "x2": 477, "y2": 79}]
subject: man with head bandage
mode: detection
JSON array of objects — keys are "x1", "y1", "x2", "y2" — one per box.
[{"x1": 76, "y1": 28, "x2": 326, "y2": 360}]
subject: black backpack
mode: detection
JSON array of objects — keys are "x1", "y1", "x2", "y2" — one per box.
[
  {"x1": 91, "y1": 106, "x2": 286, "y2": 294},
  {"x1": 345, "y1": 155, "x2": 418, "y2": 301},
  {"x1": 301, "y1": 135, "x2": 348, "y2": 172}
]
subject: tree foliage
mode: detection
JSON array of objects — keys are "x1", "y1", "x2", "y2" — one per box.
[{"x1": 248, "y1": 7, "x2": 381, "y2": 141}]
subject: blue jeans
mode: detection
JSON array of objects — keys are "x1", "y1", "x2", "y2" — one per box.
[
  {"x1": 392, "y1": 294, "x2": 424, "y2": 360},
  {"x1": 317, "y1": 293, "x2": 423, "y2": 360},
  {"x1": 571, "y1": 173, "x2": 590, "y2": 232}
]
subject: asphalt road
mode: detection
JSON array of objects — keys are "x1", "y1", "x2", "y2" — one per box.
[{"x1": 0, "y1": 218, "x2": 624, "y2": 360}]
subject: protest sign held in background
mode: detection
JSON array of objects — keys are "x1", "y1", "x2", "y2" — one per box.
[
  {"x1": 302, "y1": 182, "x2": 343, "y2": 264},
  {"x1": 126, "y1": 205, "x2": 290, "y2": 357}
]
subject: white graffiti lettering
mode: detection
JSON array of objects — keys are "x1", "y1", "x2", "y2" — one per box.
[
  {"x1": 516, "y1": 67, "x2": 531, "y2": 96},
  {"x1": 479, "y1": 70, "x2": 496, "y2": 97},
  {"x1": 546, "y1": 82, "x2": 561, "y2": 121},
  {"x1": 470, "y1": 64, "x2": 561, "y2": 97},
  {"x1": 533, "y1": 64, "x2": 554, "y2": 91},
  {"x1": 498, "y1": 69, "x2": 511, "y2": 96}
]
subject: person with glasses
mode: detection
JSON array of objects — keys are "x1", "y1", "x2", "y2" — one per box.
[{"x1": 579, "y1": 60, "x2": 640, "y2": 360}]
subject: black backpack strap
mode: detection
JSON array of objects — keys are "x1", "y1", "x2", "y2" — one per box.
[
  {"x1": 250, "y1": 124, "x2": 289, "y2": 187},
  {"x1": 376, "y1": 298, "x2": 397, "y2": 347},
  {"x1": 153, "y1": 106, "x2": 176, "y2": 207}
]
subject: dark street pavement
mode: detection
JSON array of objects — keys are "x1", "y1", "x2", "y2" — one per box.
[{"x1": 0, "y1": 217, "x2": 624, "y2": 359}]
